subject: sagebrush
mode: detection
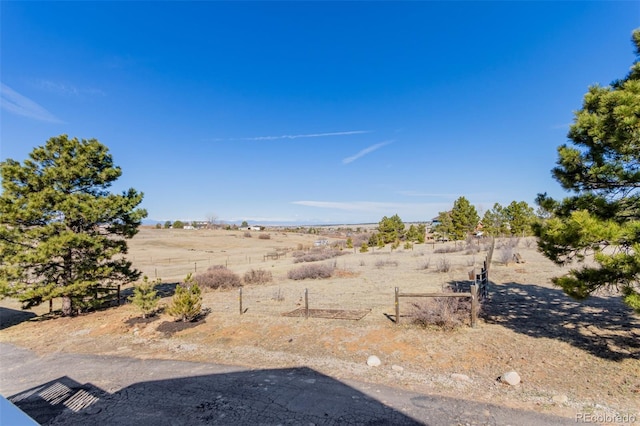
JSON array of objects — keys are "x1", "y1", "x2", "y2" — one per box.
[
  {"x1": 292, "y1": 248, "x2": 345, "y2": 263},
  {"x1": 287, "y1": 263, "x2": 334, "y2": 280},
  {"x1": 243, "y1": 268, "x2": 273, "y2": 285},
  {"x1": 410, "y1": 295, "x2": 473, "y2": 330},
  {"x1": 194, "y1": 266, "x2": 242, "y2": 289}
]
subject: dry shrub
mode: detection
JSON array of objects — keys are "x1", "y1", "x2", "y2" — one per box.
[
  {"x1": 434, "y1": 245, "x2": 464, "y2": 254},
  {"x1": 332, "y1": 240, "x2": 346, "y2": 250},
  {"x1": 523, "y1": 237, "x2": 535, "y2": 248},
  {"x1": 500, "y1": 237, "x2": 520, "y2": 249},
  {"x1": 410, "y1": 295, "x2": 472, "y2": 330},
  {"x1": 243, "y1": 268, "x2": 273, "y2": 285},
  {"x1": 194, "y1": 266, "x2": 242, "y2": 289},
  {"x1": 499, "y1": 246, "x2": 513, "y2": 265},
  {"x1": 435, "y1": 257, "x2": 451, "y2": 273},
  {"x1": 287, "y1": 263, "x2": 334, "y2": 280},
  {"x1": 464, "y1": 245, "x2": 480, "y2": 255},
  {"x1": 352, "y1": 233, "x2": 372, "y2": 247},
  {"x1": 293, "y1": 248, "x2": 345, "y2": 263},
  {"x1": 243, "y1": 231, "x2": 252, "y2": 238},
  {"x1": 418, "y1": 258, "x2": 431, "y2": 270},
  {"x1": 258, "y1": 233, "x2": 271, "y2": 240},
  {"x1": 375, "y1": 259, "x2": 399, "y2": 269}
]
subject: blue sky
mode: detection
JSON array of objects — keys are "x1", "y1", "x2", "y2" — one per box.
[{"x1": 1, "y1": 2, "x2": 638, "y2": 225}]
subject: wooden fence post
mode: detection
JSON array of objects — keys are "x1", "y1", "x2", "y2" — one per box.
[
  {"x1": 117, "y1": 284, "x2": 121, "y2": 305},
  {"x1": 470, "y1": 284, "x2": 478, "y2": 328},
  {"x1": 239, "y1": 288, "x2": 243, "y2": 315},
  {"x1": 395, "y1": 287, "x2": 400, "y2": 325},
  {"x1": 305, "y1": 288, "x2": 309, "y2": 319}
]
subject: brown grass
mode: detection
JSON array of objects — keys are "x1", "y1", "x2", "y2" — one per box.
[{"x1": 1, "y1": 229, "x2": 639, "y2": 421}]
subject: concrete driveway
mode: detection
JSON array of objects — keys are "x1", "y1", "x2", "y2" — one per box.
[{"x1": 0, "y1": 343, "x2": 576, "y2": 425}]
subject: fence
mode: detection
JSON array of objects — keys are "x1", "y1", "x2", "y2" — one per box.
[
  {"x1": 474, "y1": 261, "x2": 489, "y2": 300},
  {"x1": 394, "y1": 247, "x2": 492, "y2": 328},
  {"x1": 47, "y1": 285, "x2": 122, "y2": 314}
]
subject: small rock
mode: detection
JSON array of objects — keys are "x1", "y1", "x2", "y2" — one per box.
[
  {"x1": 552, "y1": 394, "x2": 568, "y2": 404},
  {"x1": 367, "y1": 355, "x2": 381, "y2": 367},
  {"x1": 391, "y1": 365, "x2": 404, "y2": 372},
  {"x1": 451, "y1": 373, "x2": 471, "y2": 382},
  {"x1": 500, "y1": 371, "x2": 521, "y2": 386}
]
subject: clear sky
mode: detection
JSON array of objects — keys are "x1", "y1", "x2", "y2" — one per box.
[{"x1": 1, "y1": 2, "x2": 638, "y2": 225}]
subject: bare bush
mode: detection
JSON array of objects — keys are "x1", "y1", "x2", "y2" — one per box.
[
  {"x1": 287, "y1": 263, "x2": 334, "y2": 280},
  {"x1": 243, "y1": 268, "x2": 273, "y2": 285},
  {"x1": 375, "y1": 259, "x2": 399, "y2": 269},
  {"x1": 194, "y1": 266, "x2": 242, "y2": 290},
  {"x1": 434, "y1": 245, "x2": 464, "y2": 254},
  {"x1": 435, "y1": 257, "x2": 451, "y2": 273},
  {"x1": 499, "y1": 246, "x2": 514, "y2": 265},
  {"x1": 500, "y1": 237, "x2": 520, "y2": 249},
  {"x1": 417, "y1": 258, "x2": 431, "y2": 270},
  {"x1": 243, "y1": 231, "x2": 252, "y2": 238},
  {"x1": 332, "y1": 240, "x2": 346, "y2": 250},
  {"x1": 410, "y1": 295, "x2": 473, "y2": 330},
  {"x1": 258, "y1": 233, "x2": 271, "y2": 240},
  {"x1": 466, "y1": 256, "x2": 475, "y2": 267},
  {"x1": 293, "y1": 248, "x2": 345, "y2": 263},
  {"x1": 524, "y1": 237, "x2": 535, "y2": 248},
  {"x1": 352, "y1": 233, "x2": 372, "y2": 247}
]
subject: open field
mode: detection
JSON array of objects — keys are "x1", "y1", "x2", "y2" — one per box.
[{"x1": 1, "y1": 228, "x2": 639, "y2": 422}]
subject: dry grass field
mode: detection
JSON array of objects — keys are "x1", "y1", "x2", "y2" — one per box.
[{"x1": 1, "y1": 227, "x2": 639, "y2": 421}]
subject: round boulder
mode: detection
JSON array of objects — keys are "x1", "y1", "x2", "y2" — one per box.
[
  {"x1": 500, "y1": 371, "x2": 521, "y2": 386},
  {"x1": 367, "y1": 355, "x2": 381, "y2": 367}
]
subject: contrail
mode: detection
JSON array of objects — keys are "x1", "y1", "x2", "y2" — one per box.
[{"x1": 241, "y1": 130, "x2": 370, "y2": 141}]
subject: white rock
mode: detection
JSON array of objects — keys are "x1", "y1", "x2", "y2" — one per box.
[
  {"x1": 367, "y1": 355, "x2": 381, "y2": 367},
  {"x1": 451, "y1": 373, "x2": 471, "y2": 382},
  {"x1": 500, "y1": 371, "x2": 521, "y2": 386},
  {"x1": 391, "y1": 365, "x2": 404, "y2": 372}
]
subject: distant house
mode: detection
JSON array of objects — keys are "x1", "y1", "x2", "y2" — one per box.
[{"x1": 314, "y1": 239, "x2": 329, "y2": 247}]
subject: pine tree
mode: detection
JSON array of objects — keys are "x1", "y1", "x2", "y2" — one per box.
[
  {"x1": 167, "y1": 274, "x2": 202, "y2": 322},
  {"x1": 504, "y1": 201, "x2": 536, "y2": 236},
  {"x1": 130, "y1": 276, "x2": 161, "y2": 318},
  {"x1": 0, "y1": 135, "x2": 146, "y2": 316},
  {"x1": 536, "y1": 29, "x2": 640, "y2": 313},
  {"x1": 482, "y1": 203, "x2": 508, "y2": 237},
  {"x1": 378, "y1": 214, "x2": 405, "y2": 243},
  {"x1": 436, "y1": 197, "x2": 479, "y2": 241}
]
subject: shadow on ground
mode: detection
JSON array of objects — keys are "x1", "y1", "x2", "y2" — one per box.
[
  {"x1": 9, "y1": 367, "x2": 576, "y2": 426},
  {"x1": 0, "y1": 307, "x2": 37, "y2": 330},
  {"x1": 119, "y1": 281, "x2": 179, "y2": 301},
  {"x1": 482, "y1": 281, "x2": 640, "y2": 361}
]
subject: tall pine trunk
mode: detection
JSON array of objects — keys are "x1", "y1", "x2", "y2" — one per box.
[
  {"x1": 62, "y1": 249, "x2": 73, "y2": 316},
  {"x1": 61, "y1": 295, "x2": 73, "y2": 316}
]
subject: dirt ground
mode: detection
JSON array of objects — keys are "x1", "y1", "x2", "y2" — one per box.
[{"x1": 1, "y1": 228, "x2": 639, "y2": 422}]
